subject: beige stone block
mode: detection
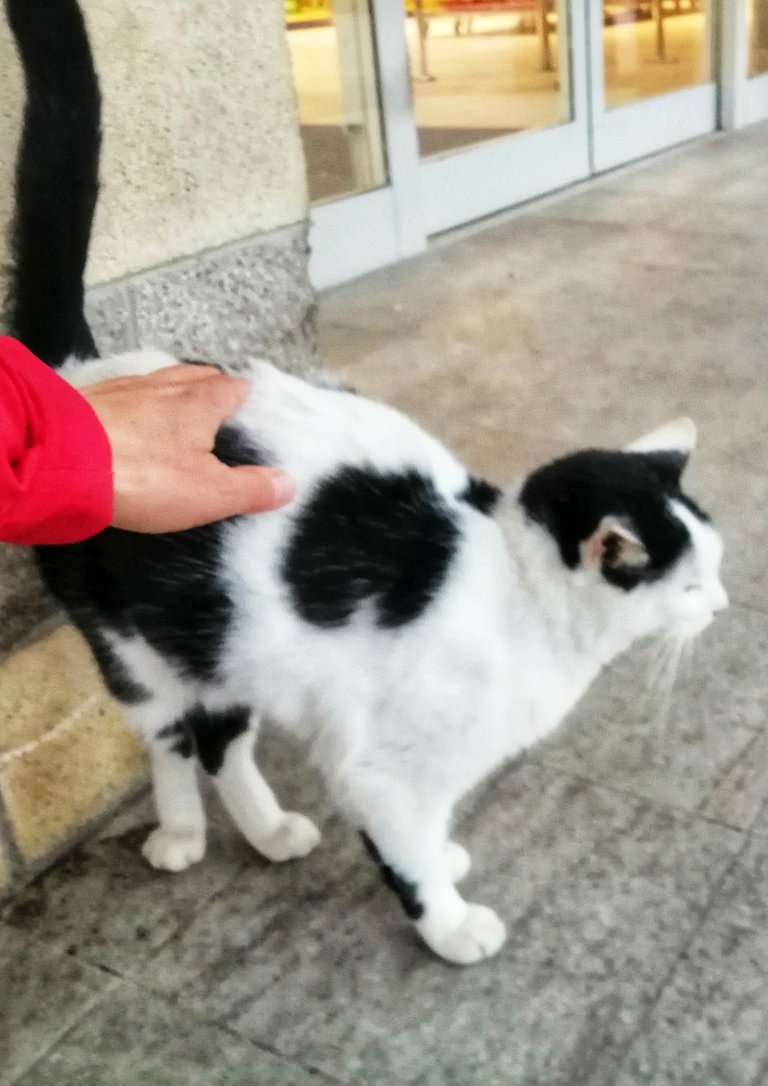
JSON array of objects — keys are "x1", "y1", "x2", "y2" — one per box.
[
  {"x1": 0, "y1": 626, "x2": 105, "y2": 755},
  {"x1": 0, "y1": 696, "x2": 146, "y2": 861}
]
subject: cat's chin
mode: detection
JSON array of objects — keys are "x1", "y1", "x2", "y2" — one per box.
[{"x1": 674, "y1": 614, "x2": 714, "y2": 641}]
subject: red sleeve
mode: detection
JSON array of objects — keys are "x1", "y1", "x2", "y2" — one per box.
[{"x1": 0, "y1": 337, "x2": 113, "y2": 545}]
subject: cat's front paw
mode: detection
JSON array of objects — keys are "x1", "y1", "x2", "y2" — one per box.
[
  {"x1": 422, "y1": 904, "x2": 506, "y2": 965},
  {"x1": 142, "y1": 827, "x2": 206, "y2": 872},
  {"x1": 445, "y1": 841, "x2": 471, "y2": 882},
  {"x1": 253, "y1": 812, "x2": 320, "y2": 862}
]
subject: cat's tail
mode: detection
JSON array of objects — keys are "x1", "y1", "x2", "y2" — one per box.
[{"x1": 3, "y1": 0, "x2": 101, "y2": 366}]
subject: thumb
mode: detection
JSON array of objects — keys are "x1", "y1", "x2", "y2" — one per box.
[{"x1": 224, "y1": 466, "x2": 296, "y2": 514}]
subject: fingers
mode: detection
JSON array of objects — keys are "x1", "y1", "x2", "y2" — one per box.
[
  {"x1": 154, "y1": 364, "x2": 222, "y2": 382},
  {"x1": 214, "y1": 466, "x2": 296, "y2": 517},
  {"x1": 113, "y1": 466, "x2": 295, "y2": 533},
  {"x1": 234, "y1": 467, "x2": 295, "y2": 513},
  {"x1": 198, "y1": 373, "x2": 252, "y2": 422},
  {"x1": 153, "y1": 364, "x2": 240, "y2": 387}
]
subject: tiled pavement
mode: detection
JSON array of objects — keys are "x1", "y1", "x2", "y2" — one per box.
[{"x1": 3, "y1": 125, "x2": 768, "y2": 1085}]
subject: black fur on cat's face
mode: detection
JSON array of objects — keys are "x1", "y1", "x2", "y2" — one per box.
[{"x1": 519, "y1": 448, "x2": 708, "y2": 590}]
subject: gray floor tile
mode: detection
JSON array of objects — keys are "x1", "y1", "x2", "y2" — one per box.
[
  {"x1": 0, "y1": 793, "x2": 245, "y2": 976},
  {"x1": 0, "y1": 730, "x2": 326, "y2": 975},
  {"x1": 17, "y1": 982, "x2": 340, "y2": 1086},
  {"x1": 685, "y1": 460, "x2": 768, "y2": 612},
  {"x1": 612, "y1": 834, "x2": 768, "y2": 1086},
  {"x1": 540, "y1": 605, "x2": 768, "y2": 818},
  {"x1": 0, "y1": 926, "x2": 115, "y2": 1082},
  {"x1": 332, "y1": 309, "x2": 768, "y2": 476},
  {"x1": 750, "y1": 796, "x2": 768, "y2": 839},
  {"x1": 133, "y1": 808, "x2": 357, "y2": 1003},
  {"x1": 130, "y1": 763, "x2": 740, "y2": 1086}
]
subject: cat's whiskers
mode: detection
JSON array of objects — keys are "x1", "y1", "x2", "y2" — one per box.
[{"x1": 652, "y1": 635, "x2": 686, "y2": 742}]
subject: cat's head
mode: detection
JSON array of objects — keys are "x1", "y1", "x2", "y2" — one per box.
[{"x1": 519, "y1": 418, "x2": 727, "y2": 641}]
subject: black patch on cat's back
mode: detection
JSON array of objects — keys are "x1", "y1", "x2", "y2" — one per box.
[
  {"x1": 361, "y1": 832, "x2": 424, "y2": 920},
  {"x1": 460, "y1": 476, "x2": 502, "y2": 516},
  {"x1": 519, "y1": 450, "x2": 694, "y2": 589},
  {"x1": 213, "y1": 424, "x2": 271, "y2": 470},
  {"x1": 282, "y1": 466, "x2": 460, "y2": 629}
]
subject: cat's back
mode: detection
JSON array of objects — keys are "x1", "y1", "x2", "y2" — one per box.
[{"x1": 235, "y1": 361, "x2": 468, "y2": 497}]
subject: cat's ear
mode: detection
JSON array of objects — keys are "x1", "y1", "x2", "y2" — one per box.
[
  {"x1": 625, "y1": 417, "x2": 696, "y2": 486},
  {"x1": 625, "y1": 417, "x2": 697, "y2": 456},
  {"x1": 581, "y1": 516, "x2": 649, "y2": 573}
]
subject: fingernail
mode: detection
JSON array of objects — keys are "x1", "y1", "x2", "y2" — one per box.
[{"x1": 269, "y1": 470, "x2": 295, "y2": 507}]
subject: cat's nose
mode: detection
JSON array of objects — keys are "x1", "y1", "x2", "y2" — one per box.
[{"x1": 712, "y1": 583, "x2": 729, "y2": 613}]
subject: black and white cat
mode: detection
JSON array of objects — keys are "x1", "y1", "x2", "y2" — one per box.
[{"x1": 5, "y1": 0, "x2": 727, "y2": 964}]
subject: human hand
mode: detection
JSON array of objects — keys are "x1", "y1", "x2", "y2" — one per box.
[{"x1": 80, "y1": 365, "x2": 294, "y2": 533}]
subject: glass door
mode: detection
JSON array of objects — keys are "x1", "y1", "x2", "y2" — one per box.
[
  {"x1": 588, "y1": 0, "x2": 717, "y2": 171},
  {"x1": 405, "y1": 0, "x2": 591, "y2": 235},
  {"x1": 722, "y1": 0, "x2": 768, "y2": 126}
]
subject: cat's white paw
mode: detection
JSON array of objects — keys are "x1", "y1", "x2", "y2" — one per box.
[
  {"x1": 142, "y1": 827, "x2": 206, "y2": 872},
  {"x1": 445, "y1": 841, "x2": 471, "y2": 882},
  {"x1": 253, "y1": 812, "x2": 320, "y2": 862},
  {"x1": 423, "y1": 904, "x2": 506, "y2": 965}
]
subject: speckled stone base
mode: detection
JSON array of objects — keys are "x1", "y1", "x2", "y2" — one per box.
[{"x1": 86, "y1": 221, "x2": 318, "y2": 375}]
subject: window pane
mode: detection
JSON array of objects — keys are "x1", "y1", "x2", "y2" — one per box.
[
  {"x1": 603, "y1": 0, "x2": 710, "y2": 109},
  {"x1": 286, "y1": 1, "x2": 387, "y2": 203},
  {"x1": 748, "y1": 0, "x2": 768, "y2": 76},
  {"x1": 405, "y1": 0, "x2": 573, "y2": 160}
]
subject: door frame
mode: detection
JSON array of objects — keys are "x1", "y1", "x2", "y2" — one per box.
[
  {"x1": 587, "y1": 0, "x2": 719, "y2": 171},
  {"x1": 721, "y1": 0, "x2": 768, "y2": 125}
]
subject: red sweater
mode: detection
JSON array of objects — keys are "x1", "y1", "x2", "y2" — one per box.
[{"x1": 0, "y1": 337, "x2": 113, "y2": 545}]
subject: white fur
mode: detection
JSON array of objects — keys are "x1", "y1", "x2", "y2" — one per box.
[{"x1": 67, "y1": 355, "x2": 727, "y2": 963}]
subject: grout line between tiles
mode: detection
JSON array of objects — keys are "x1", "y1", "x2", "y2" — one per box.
[
  {"x1": 586, "y1": 817, "x2": 756, "y2": 1082},
  {"x1": 115, "y1": 972, "x2": 355, "y2": 1086},
  {"x1": 0, "y1": 695, "x2": 99, "y2": 767},
  {"x1": 532, "y1": 753, "x2": 757, "y2": 838},
  {"x1": 6, "y1": 971, "x2": 120, "y2": 1083}
]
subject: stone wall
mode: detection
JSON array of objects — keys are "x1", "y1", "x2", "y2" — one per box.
[{"x1": 0, "y1": 0, "x2": 314, "y2": 897}]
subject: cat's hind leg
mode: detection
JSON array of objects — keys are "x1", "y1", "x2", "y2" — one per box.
[
  {"x1": 193, "y1": 702, "x2": 320, "y2": 863},
  {"x1": 132, "y1": 706, "x2": 207, "y2": 873}
]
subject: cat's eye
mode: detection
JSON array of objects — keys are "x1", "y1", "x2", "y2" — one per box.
[{"x1": 684, "y1": 585, "x2": 701, "y2": 592}]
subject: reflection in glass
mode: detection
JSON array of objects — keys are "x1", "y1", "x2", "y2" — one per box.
[
  {"x1": 286, "y1": 1, "x2": 387, "y2": 203},
  {"x1": 748, "y1": 0, "x2": 768, "y2": 75},
  {"x1": 404, "y1": 0, "x2": 572, "y2": 159},
  {"x1": 603, "y1": 0, "x2": 710, "y2": 109}
]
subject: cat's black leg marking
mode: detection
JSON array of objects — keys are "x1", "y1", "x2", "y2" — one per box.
[
  {"x1": 283, "y1": 466, "x2": 460, "y2": 629},
  {"x1": 459, "y1": 476, "x2": 502, "y2": 516},
  {"x1": 183, "y1": 704, "x2": 251, "y2": 775},
  {"x1": 156, "y1": 719, "x2": 195, "y2": 760},
  {"x1": 360, "y1": 831, "x2": 425, "y2": 920}
]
